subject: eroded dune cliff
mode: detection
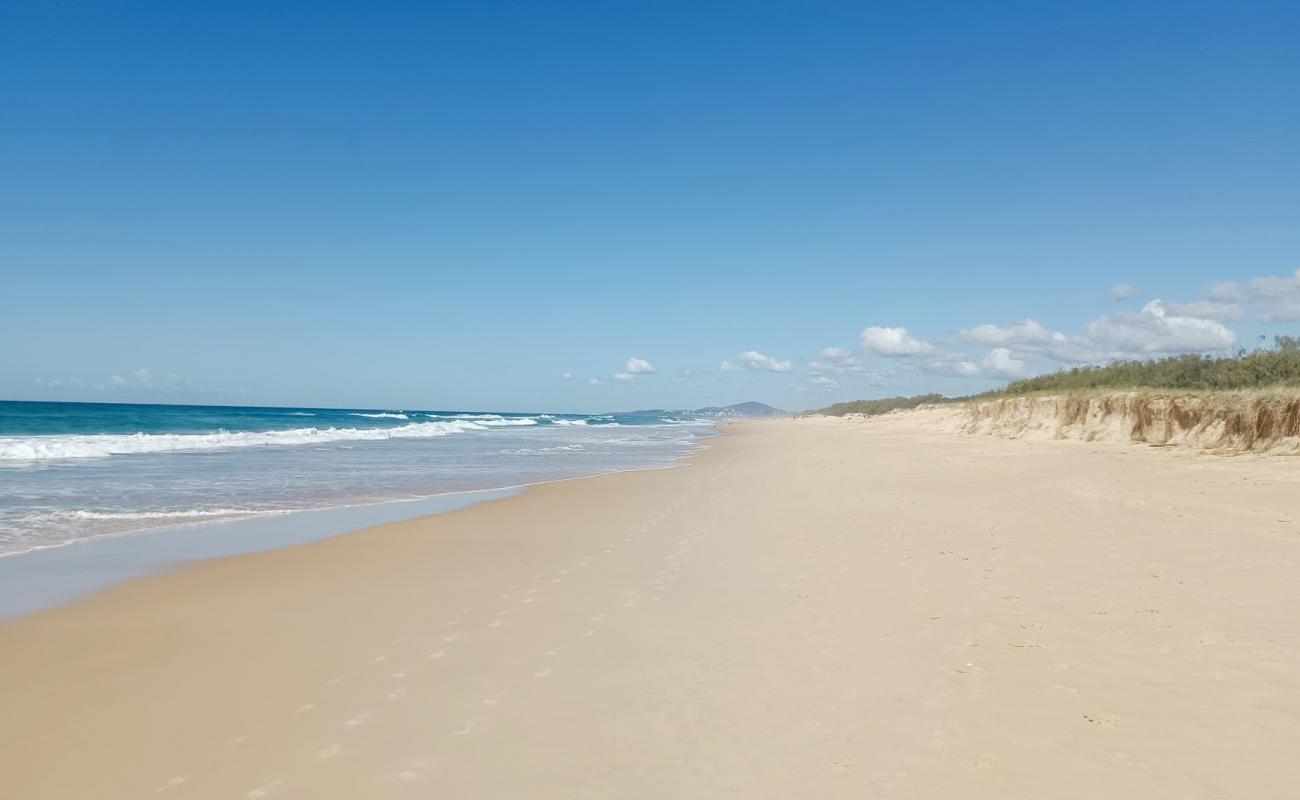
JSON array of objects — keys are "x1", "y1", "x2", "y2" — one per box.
[{"x1": 910, "y1": 392, "x2": 1300, "y2": 453}]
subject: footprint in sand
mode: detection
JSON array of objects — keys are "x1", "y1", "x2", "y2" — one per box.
[
  {"x1": 388, "y1": 689, "x2": 406, "y2": 701},
  {"x1": 294, "y1": 703, "x2": 316, "y2": 715},
  {"x1": 396, "y1": 760, "x2": 429, "y2": 783},
  {"x1": 428, "y1": 649, "x2": 446, "y2": 660},
  {"x1": 535, "y1": 666, "x2": 553, "y2": 677},
  {"x1": 318, "y1": 744, "x2": 342, "y2": 760},
  {"x1": 450, "y1": 721, "x2": 475, "y2": 737},
  {"x1": 154, "y1": 775, "x2": 189, "y2": 793},
  {"x1": 369, "y1": 655, "x2": 387, "y2": 666},
  {"x1": 247, "y1": 780, "x2": 283, "y2": 797},
  {"x1": 971, "y1": 754, "x2": 999, "y2": 770},
  {"x1": 345, "y1": 713, "x2": 372, "y2": 727}
]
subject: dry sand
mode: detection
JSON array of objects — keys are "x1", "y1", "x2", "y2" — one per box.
[{"x1": 2, "y1": 416, "x2": 1298, "y2": 798}]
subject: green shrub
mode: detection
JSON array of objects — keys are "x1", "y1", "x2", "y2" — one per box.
[{"x1": 995, "y1": 337, "x2": 1300, "y2": 395}]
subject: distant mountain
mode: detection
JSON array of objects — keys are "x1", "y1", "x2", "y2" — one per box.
[{"x1": 697, "y1": 401, "x2": 789, "y2": 418}]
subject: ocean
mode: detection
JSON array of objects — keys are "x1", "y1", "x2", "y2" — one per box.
[{"x1": 0, "y1": 400, "x2": 719, "y2": 558}]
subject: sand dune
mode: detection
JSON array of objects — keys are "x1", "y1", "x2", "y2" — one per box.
[
  {"x1": 914, "y1": 391, "x2": 1300, "y2": 453},
  {"x1": 2, "y1": 418, "x2": 1298, "y2": 798}
]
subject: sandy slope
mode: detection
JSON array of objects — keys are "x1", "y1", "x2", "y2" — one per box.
[{"x1": 2, "y1": 418, "x2": 1298, "y2": 798}]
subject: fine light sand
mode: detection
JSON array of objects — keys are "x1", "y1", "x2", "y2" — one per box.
[{"x1": 2, "y1": 417, "x2": 1298, "y2": 798}]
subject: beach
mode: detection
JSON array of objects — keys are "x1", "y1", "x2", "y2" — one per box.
[{"x1": 2, "y1": 416, "x2": 1298, "y2": 798}]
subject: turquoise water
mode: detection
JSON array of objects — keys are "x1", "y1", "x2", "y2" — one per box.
[{"x1": 0, "y1": 401, "x2": 717, "y2": 556}]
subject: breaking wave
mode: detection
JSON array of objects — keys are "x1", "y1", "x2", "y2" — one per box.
[{"x1": 0, "y1": 419, "x2": 524, "y2": 462}]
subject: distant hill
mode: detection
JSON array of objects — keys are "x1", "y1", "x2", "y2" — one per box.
[{"x1": 698, "y1": 401, "x2": 789, "y2": 418}]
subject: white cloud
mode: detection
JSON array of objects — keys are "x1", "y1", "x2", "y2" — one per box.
[
  {"x1": 606, "y1": 356, "x2": 656, "y2": 383},
  {"x1": 736, "y1": 350, "x2": 792, "y2": 372},
  {"x1": 719, "y1": 360, "x2": 741, "y2": 372},
  {"x1": 588, "y1": 377, "x2": 602, "y2": 385},
  {"x1": 980, "y1": 347, "x2": 1028, "y2": 378},
  {"x1": 625, "y1": 356, "x2": 656, "y2": 375},
  {"x1": 109, "y1": 368, "x2": 157, "y2": 389},
  {"x1": 847, "y1": 275, "x2": 1252, "y2": 387},
  {"x1": 808, "y1": 346, "x2": 887, "y2": 385},
  {"x1": 561, "y1": 372, "x2": 573, "y2": 380},
  {"x1": 920, "y1": 356, "x2": 982, "y2": 377},
  {"x1": 914, "y1": 348, "x2": 1027, "y2": 379},
  {"x1": 1082, "y1": 299, "x2": 1236, "y2": 355},
  {"x1": 860, "y1": 326, "x2": 934, "y2": 357},
  {"x1": 792, "y1": 375, "x2": 841, "y2": 393},
  {"x1": 1162, "y1": 299, "x2": 1243, "y2": 322},
  {"x1": 44, "y1": 368, "x2": 194, "y2": 395},
  {"x1": 961, "y1": 299, "x2": 1236, "y2": 365},
  {"x1": 959, "y1": 319, "x2": 1062, "y2": 348},
  {"x1": 1206, "y1": 281, "x2": 1244, "y2": 304},
  {"x1": 1249, "y1": 269, "x2": 1300, "y2": 322}
]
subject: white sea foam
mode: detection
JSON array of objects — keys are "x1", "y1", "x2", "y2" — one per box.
[
  {"x1": 34, "y1": 508, "x2": 288, "y2": 522},
  {"x1": 0, "y1": 419, "x2": 520, "y2": 462},
  {"x1": 423, "y1": 413, "x2": 540, "y2": 426},
  {"x1": 499, "y1": 444, "x2": 585, "y2": 455},
  {"x1": 351, "y1": 412, "x2": 409, "y2": 420}
]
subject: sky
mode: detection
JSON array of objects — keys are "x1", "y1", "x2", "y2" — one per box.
[{"x1": 2, "y1": 1, "x2": 1298, "y2": 412}]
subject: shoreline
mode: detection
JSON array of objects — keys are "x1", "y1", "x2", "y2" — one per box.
[
  {"x1": 3, "y1": 418, "x2": 1298, "y2": 798},
  {"x1": 0, "y1": 429, "x2": 718, "y2": 621}
]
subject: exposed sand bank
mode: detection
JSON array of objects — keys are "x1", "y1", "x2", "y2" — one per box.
[
  {"x1": 906, "y1": 391, "x2": 1300, "y2": 453},
  {"x1": 2, "y1": 419, "x2": 1298, "y2": 798}
]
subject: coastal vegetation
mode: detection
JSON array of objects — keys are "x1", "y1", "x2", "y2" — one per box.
[
  {"x1": 995, "y1": 336, "x2": 1300, "y2": 394},
  {"x1": 812, "y1": 394, "x2": 957, "y2": 417},
  {"x1": 813, "y1": 337, "x2": 1300, "y2": 416}
]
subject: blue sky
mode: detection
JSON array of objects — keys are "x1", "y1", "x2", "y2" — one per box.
[{"x1": 2, "y1": 1, "x2": 1297, "y2": 412}]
